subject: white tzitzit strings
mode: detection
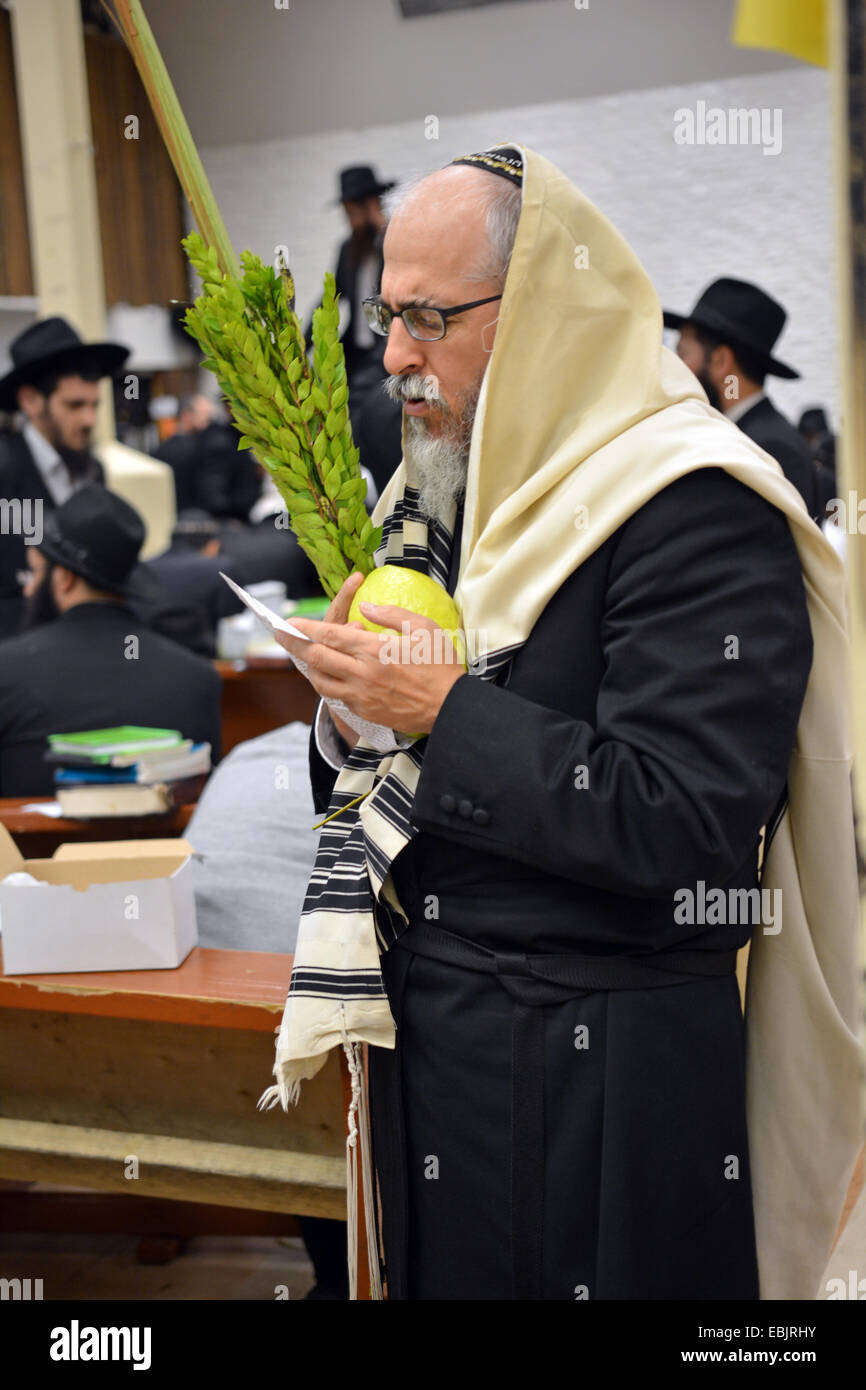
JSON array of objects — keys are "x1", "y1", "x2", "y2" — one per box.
[{"x1": 340, "y1": 1008, "x2": 383, "y2": 1301}]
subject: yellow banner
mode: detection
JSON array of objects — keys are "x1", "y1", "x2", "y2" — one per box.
[{"x1": 731, "y1": 0, "x2": 828, "y2": 68}]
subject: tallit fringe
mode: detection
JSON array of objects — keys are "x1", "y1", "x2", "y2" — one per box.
[
  {"x1": 257, "y1": 1020, "x2": 384, "y2": 1300},
  {"x1": 257, "y1": 1023, "x2": 303, "y2": 1112},
  {"x1": 256, "y1": 1018, "x2": 331, "y2": 1114},
  {"x1": 358, "y1": 1048, "x2": 383, "y2": 1300},
  {"x1": 342, "y1": 1036, "x2": 361, "y2": 1301},
  {"x1": 341, "y1": 1017, "x2": 383, "y2": 1301},
  {"x1": 256, "y1": 1078, "x2": 300, "y2": 1113}
]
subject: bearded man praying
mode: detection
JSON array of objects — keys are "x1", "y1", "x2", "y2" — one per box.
[{"x1": 263, "y1": 145, "x2": 861, "y2": 1302}]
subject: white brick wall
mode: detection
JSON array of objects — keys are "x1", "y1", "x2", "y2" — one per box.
[{"x1": 199, "y1": 66, "x2": 837, "y2": 429}]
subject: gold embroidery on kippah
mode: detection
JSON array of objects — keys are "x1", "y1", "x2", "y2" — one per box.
[{"x1": 451, "y1": 149, "x2": 524, "y2": 183}]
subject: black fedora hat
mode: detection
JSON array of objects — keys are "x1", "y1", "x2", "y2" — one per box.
[
  {"x1": 37, "y1": 485, "x2": 148, "y2": 597},
  {"x1": 798, "y1": 406, "x2": 830, "y2": 436},
  {"x1": 334, "y1": 165, "x2": 396, "y2": 204},
  {"x1": 0, "y1": 316, "x2": 130, "y2": 412},
  {"x1": 663, "y1": 278, "x2": 799, "y2": 379}
]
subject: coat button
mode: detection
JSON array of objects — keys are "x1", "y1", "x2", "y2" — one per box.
[
  {"x1": 439, "y1": 793, "x2": 456, "y2": 813},
  {"x1": 458, "y1": 799, "x2": 474, "y2": 818},
  {"x1": 472, "y1": 807, "x2": 490, "y2": 826}
]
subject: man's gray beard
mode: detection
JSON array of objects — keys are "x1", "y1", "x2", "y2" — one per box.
[
  {"x1": 384, "y1": 373, "x2": 482, "y2": 526},
  {"x1": 404, "y1": 419, "x2": 470, "y2": 527}
]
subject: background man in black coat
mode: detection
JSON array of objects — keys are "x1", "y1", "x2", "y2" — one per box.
[
  {"x1": 353, "y1": 382, "x2": 404, "y2": 498},
  {"x1": 0, "y1": 316, "x2": 129, "y2": 642},
  {"x1": 129, "y1": 510, "x2": 255, "y2": 658},
  {"x1": 798, "y1": 405, "x2": 837, "y2": 515},
  {"x1": 302, "y1": 167, "x2": 405, "y2": 503},
  {"x1": 153, "y1": 394, "x2": 261, "y2": 521},
  {"x1": 665, "y1": 278, "x2": 822, "y2": 519},
  {"x1": 138, "y1": 510, "x2": 248, "y2": 647},
  {"x1": 305, "y1": 165, "x2": 394, "y2": 394},
  {"x1": 0, "y1": 486, "x2": 221, "y2": 796}
]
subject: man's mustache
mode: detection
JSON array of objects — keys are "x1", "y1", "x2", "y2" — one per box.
[{"x1": 382, "y1": 374, "x2": 446, "y2": 408}]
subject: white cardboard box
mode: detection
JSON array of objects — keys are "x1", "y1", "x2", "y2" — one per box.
[{"x1": 0, "y1": 826, "x2": 198, "y2": 975}]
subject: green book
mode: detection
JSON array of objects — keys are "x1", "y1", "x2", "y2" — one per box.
[
  {"x1": 288, "y1": 596, "x2": 330, "y2": 619},
  {"x1": 46, "y1": 726, "x2": 183, "y2": 763}
]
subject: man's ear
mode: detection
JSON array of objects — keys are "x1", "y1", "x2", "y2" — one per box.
[
  {"x1": 52, "y1": 564, "x2": 78, "y2": 597},
  {"x1": 16, "y1": 384, "x2": 43, "y2": 420},
  {"x1": 711, "y1": 343, "x2": 737, "y2": 377}
]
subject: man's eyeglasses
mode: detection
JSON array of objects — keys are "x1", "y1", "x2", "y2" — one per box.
[{"x1": 362, "y1": 294, "x2": 502, "y2": 342}]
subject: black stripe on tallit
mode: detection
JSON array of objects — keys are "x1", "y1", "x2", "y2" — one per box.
[
  {"x1": 290, "y1": 966, "x2": 382, "y2": 980},
  {"x1": 364, "y1": 839, "x2": 394, "y2": 886},
  {"x1": 289, "y1": 974, "x2": 388, "y2": 999},
  {"x1": 373, "y1": 896, "x2": 411, "y2": 950},
  {"x1": 304, "y1": 890, "x2": 378, "y2": 914}
]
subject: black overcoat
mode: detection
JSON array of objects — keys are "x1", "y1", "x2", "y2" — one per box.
[
  {"x1": 304, "y1": 236, "x2": 387, "y2": 390},
  {"x1": 736, "y1": 396, "x2": 821, "y2": 520},
  {"x1": 310, "y1": 467, "x2": 813, "y2": 1301},
  {"x1": 154, "y1": 422, "x2": 261, "y2": 522},
  {"x1": 0, "y1": 601, "x2": 222, "y2": 795}
]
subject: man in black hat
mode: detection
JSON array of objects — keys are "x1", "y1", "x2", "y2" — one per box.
[
  {"x1": 305, "y1": 165, "x2": 396, "y2": 394},
  {"x1": 664, "y1": 279, "x2": 821, "y2": 518},
  {"x1": 0, "y1": 485, "x2": 221, "y2": 796},
  {"x1": 0, "y1": 316, "x2": 130, "y2": 640}
]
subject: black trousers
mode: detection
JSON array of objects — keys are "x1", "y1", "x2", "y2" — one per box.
[{"x1": 369, "y1": 926, "x2": 760, "y2": 1302}]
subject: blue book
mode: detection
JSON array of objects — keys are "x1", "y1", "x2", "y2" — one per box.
[{"x1": 53, "y1": 766, "x2": 139, "y2": 786}]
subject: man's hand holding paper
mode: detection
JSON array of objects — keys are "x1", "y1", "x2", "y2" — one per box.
[{"x1": 274, "y1": 570, "x2": 465, "y2": 738}]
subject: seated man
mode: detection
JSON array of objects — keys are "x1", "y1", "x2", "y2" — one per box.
[
  {"x1": 152, "y1": 393, "x2": 211, "y2": 513},
  {"x1": 154, "y1": 394, "x2": 262, "y2": 522},
  {"x1": 217, "y1": 515, "x2": 321, "y2": 600},
  {"x1": 136, "y1": 510, "x2": 251, "y2": 655},
  {"x1": 186, "y1": 721, "x2": 319, "y2": 955},
  {"x1": 0, "y1": 485, "x2": 221, "y2": 796}
]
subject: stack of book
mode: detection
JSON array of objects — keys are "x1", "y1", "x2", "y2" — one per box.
[{"x1": 44, "y1": 726, "x2": 212, "y2": 817}]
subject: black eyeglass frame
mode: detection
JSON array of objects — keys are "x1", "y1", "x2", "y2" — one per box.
[{"x1": 362, "y1": 294, "x2": 502, "y2": 341}]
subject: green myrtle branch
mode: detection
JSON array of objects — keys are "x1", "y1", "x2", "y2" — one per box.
[{"x1": 183, "y1": 233, "x2": 380, "y2": 598}]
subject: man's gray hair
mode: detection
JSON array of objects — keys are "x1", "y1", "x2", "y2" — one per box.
[
  {"x1": 462, "y1": 174, "x2": 522, "y2": 286},
  {"x1": 384, "y1": 168, "x2": 522, "y2": 288}
]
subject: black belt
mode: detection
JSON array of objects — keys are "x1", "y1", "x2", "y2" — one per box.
[{"x1": 393, "y1": 921, "x2": 737, "y2": 1300}]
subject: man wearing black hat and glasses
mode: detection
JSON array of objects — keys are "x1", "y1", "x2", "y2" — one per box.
[
  {"x1": 0, "y1": 485, "x2": 221, "y2": 797},
  {"x1": 0, "y1": 316, "x2": 130, "y2": 640},
  {"x1": 664, "y1": 279, "x2": 822, "y2": 519}
]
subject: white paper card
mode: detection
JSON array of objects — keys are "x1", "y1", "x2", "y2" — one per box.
[{"x1": 219, "y1": 573, "x2": 412, "y2": 754}]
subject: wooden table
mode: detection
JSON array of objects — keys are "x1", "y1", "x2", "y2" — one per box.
[
  {"x1": 0, "y1": 946, "x2": 348, "y2": 1223},
  {"x1": 215, "y1": 658, "x2": 318, "y2": 755},
  {"x1": 0, "y1": 798, "x2": 195, "y2": 861},
  {"x1": 0, "y1": 945, "x2": 375, "y2": 1296}
]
